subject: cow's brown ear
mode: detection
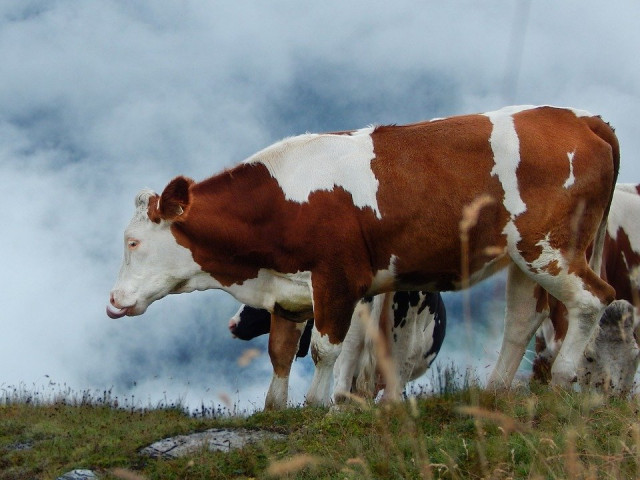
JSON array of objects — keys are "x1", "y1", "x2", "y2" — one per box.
[{"x1": 158, "y1": 176, "x2": 194, "y2": 221}]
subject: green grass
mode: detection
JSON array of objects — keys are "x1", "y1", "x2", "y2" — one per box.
[{"x1": 3, "y1": 379, "x2": 640, "y2": 479}]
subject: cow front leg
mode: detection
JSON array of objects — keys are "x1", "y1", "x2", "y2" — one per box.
[
  {"x1": 487, "y1": 263, "x2": 548, "y2": 389},
  {"x1": 264, "y1": 314, "x2": 307, "y2": 410},
  {"x1": 305, "y1": 280, "x2": 360, "y2": 406},
  {"x1": 306, "y1": 326, "x2": 343, "y2": 406}
]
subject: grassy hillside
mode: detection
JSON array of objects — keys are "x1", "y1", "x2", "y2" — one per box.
[{"x1": 2, "y1": 379, "x2": 640, "y2": 480}]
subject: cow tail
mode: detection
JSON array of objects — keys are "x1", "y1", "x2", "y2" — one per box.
[{"x1": 585, "y1": 116, "x2": 620, "y2": 276}]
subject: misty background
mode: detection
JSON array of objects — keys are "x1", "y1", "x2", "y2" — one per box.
[{"x1": 1, "y1": 1, "x2": 639, "y2": 413}]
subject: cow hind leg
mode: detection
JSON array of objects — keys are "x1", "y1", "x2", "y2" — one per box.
[
  {"x1": 487, "y1": 263, "x2": 549, "y2": 389},
  {"x1": 265, "y1": 314, "x2": 307, "y2": 410}
]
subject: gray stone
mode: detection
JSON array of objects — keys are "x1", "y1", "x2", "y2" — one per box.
[
  {"x1": 140, "y1": 428, "x2": 286, "y2": 459},
  {"x1": 56, "y1": 469, "x2": 98, "y2": 480}
]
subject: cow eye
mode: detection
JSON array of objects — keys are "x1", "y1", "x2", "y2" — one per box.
[{"x1": 127, "y1": 239, "x2": 140, "y2": 249}]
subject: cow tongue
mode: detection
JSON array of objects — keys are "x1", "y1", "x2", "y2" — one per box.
[{"x1": 106, "y1": 304, "x2": 128, "y2": 319}]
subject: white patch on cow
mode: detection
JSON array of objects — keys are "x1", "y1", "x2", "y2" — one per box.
[
  {"x1": 369, "y1": 254, "x2": 398, "y2": 293},
  {"x1": 306, "y1": 328, "x2": 342, "y2": 406},
  {"x1": 630, "y1": 265, "x2": 640, "y2": 291},
  {"x1": 265, "y1": 375, "x2": 289, "y2": 410},
  {"x1": 224, "y1": 269, "x2": 313, "y2": 314},
  {"x1": 607, "y1": 184, "x2": 640, "y2": 256},
  {"x1": 564, "y1": 151, "x2": 576, "y2": 189},
  {"x1": 568, "y1": 107, "x2": 594, "y2": 118},
  {"x1": 244, "y1": 127, "x2": 381, "y2": 218},
  {"x1": 503, "y1": 219, "x2": 523, "y2": 260},
  {"x1": 483, "y1": 106, "x2": 530, "y2": 219},
  {"x1": 530, "y1": 234, "x2": 566, "y2": 273}
]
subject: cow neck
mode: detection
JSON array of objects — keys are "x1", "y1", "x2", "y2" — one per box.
[{"x1": 171, "y1": 163, "x2": 284, "y2": 286}]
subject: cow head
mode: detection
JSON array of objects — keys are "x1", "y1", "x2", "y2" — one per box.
[
  {"x1": 107, "y1": 177, "x2": 207, "y2": 318},
  {"x1": 578, "y1": 300, "x2": 640, "y2": 395}
]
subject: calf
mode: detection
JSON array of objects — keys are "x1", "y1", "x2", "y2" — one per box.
[
  {"x1": 107, "y1": 105, "x2": 619, "y2": 398},
  {"x1": 533, "y1": 184, "x2": 640, "y2": 392},
  {"x1": 229, "y1": 292, "x2": 446, "y2": 409}
]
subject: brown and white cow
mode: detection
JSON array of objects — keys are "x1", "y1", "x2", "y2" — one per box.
[
  {"x1": 532, "y1": 184, "x2": 640, "y2": 392},
  {"x1": 107, "y1": 105, "x2": 619, "y2": 397}
]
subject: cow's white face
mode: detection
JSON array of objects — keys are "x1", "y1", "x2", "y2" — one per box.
[{"x1": 107, "y1": 190, "x2": 207, "y2": 318}]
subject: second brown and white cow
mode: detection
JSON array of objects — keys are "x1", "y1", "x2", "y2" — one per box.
[
  {"x1": 107, "y1": 105, "x2": 619, "y2": 399},
  {"x1": 533, "y1": 184, "x2": 640, "y2": 392}
]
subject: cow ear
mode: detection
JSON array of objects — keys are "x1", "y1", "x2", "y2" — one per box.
[{"x1": 158, "y1": 176, "x2": 194, "y2": 221}]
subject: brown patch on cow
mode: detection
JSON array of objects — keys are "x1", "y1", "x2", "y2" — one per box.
[
  {"x1": 269, "y1": 315, "x2": 304, "y2": 378},
  {"x1": 367, "y1": 116, "x2": 510, "y2": 288},
  {"x1": 603, "y1": 227, "x2": 640, "y2": 303},
  {"x1": 531, "y1": 354, "x2": 552, "y2": 384},
  {"x1": 533, "y1": 284, "x2": 549, "y2": 314}
]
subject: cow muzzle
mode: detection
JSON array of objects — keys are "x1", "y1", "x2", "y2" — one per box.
[{"x1": 107, "y1": 291, "x2": 138, "y2": 319}]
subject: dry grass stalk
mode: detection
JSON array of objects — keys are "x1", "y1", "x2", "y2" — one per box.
[
  {"x1": 111, "y1": 469, "x2": 148, "y2": 480},
  {"x1": 564, "y1": 428, "x2": 582, "y2": 479},
  {"x1": 237, "y1": 348, "x2": 261, "y2": 367},
  {"x1": 266, "y1": 454, "x2": 320, "y2": 477},
  {"x1": 458, "y1": 195, "x2": 497, "y2": 349},
  {"x1": 456, "y1": 405, "x2": 529, "y2": 435},
  {"x1": 343, "y1": 457, "x2": 373, "y2": 478},
  {"x1": 355, "y1": 293, "x2": 401, "y2": 403},
  {"x1": 458, "y1": 194, "x2": 496, "y2": 291},
  {"x1": 567, "y1": 199, "x2": 586, "y2": 266}
]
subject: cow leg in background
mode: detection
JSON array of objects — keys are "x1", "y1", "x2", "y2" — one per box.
[
  {"x1": 265, "y1": 314, "x2": 307, "y2": 410},
  {"x1": 531, "y1": 298, "x2": 566, "y2": 384},
  {"x1": 488, "y1": 263, "x2": 549, "y2": 388}
]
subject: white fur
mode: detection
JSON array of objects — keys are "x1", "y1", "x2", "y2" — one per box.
[
  {"x1": 244, "y1": 127, "x2": 381, "y2": 218},
  {"x1": 369, "y1": 254, "x2": 398, "y2": 293},
  {"x1": 306, "y1": 328, "x2": 342, "y2": 406},
  {"x1": 483, "y1": 105, "x2": 531, "y2": 218},
  {"x1": 265, "y1": 375, "x2": 290, "y2": 410},
  {"x1": 564, "y1": 151, "x2": 576, "y2": 189}
]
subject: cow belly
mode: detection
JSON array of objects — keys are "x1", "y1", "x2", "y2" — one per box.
[{"x1": 225, "y1": 269, "x2": 313, "y2": 313}]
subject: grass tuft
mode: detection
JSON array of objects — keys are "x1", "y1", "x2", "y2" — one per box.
[{"x1": 3, "y1": 371, "x2": 640, "y2": 479}]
